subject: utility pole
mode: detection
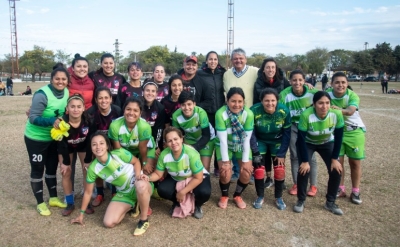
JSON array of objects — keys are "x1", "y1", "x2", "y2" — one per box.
[
  {"x1": 364, "y1": 42, "x2": 369, "y2": 50},
  {"x1": 113, "y1": 39, "x2": 122, "y2": 72},
  {"x1": 9, "y1": 0, "x2": 20, "y2": 78},
  {"x1": 226, "y1": 0, "x2": 234, "y2": 68}
]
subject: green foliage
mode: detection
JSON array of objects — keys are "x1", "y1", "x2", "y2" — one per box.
[
  {"x1": 85, "y1": 51, "x2": 107, "y2": 72},
  {"x1": 306, "y1": 47, "x2": 329, "y2": 75},
  {"x1": 0, "y1": 54, "x2": 13, "y2": 74},
  {"x1": 55, "y1": 50, "x2": 72, "y2": 65},
  {"x1": 329, "y1": 49, "x2": 354, "y2": 71},
  {"x1": 19, "y1": 45, "x2": 54, "y2": 81},
  {"x1": 247, "y1": 53, "x2": 268, "y2": 67},
  {"x1": 372, "y1": 42, "x2": 395, "y2": 73},
  {"x1": 351, "y1": 50, "x2": 374, "y2": 76}
]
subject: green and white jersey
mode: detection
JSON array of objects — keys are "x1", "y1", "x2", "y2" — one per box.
[
  {"x1": 156, "y1": 144, "x2": 208, "y2": 181},
  {"x1": 279, "y1": 86, "x2": 318, "y2": 124},
  {"x1": 108, "y1": 117, "x2": 152, "y2": 156},
  {"x1": 250, "y1": 103, "x2": 291, "y2": 144},
  {"x1": 172, "y1": 106, "x2": 215, "y2": 144},
  {"x1": 326, "y1": 88, "x2": 366, "y2": 132},
  {"x1": 298, "y1": 107, "x2": 344, "y2": 145},
  {"x1": 86, "y1": 148, "x2": 136, "y2": 193},
  {"x1": 214, "y1": 105, "x2": 254, "y2": 149}
]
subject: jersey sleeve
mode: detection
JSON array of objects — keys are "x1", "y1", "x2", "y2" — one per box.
[
  {"x1": 335, "y1": 110, "x2": 345, "y2": 129},
  {"x1": 156, "y1": 151, "x2": 167, "y2": 171},
  {"x1": 114, "y1": 148, "x2": 133, "y2": 163},
  {"x1": 198, "y1": 107, "x2": 210, "y2": 128},
  {"x1": 243, "y1": 108, "x2": 254, "y2": 131},
  {"x1": 189, "y1": 149, "x2": 203, "y2": 174},
  {"x1": 283, "y1": 106, "x2": 292, "y2": 129},
  {"x1": 298, "y1": 111, "x2": 309, "y2": 132},
  {"x1": 171, "y1": 110, "x2": 180, "y2": 128},
  {"x1": 139, "y1": 120, "x2": 152, "y2": 141},
  {"x1": 108, "y1": 120, "x2": 119, "y2": 141},
  {"x1": 348, "y1": 91, "x2": 360, "y2": 109},
  {"x1": 86, "y1": 161, "x2": 98, "y2": 184},
  {"x1": 215, "y1": 108, "x2": 227, "y2": 131}
]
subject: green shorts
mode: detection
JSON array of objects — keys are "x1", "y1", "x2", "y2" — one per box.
[
  {"x1": 340, "y1": 128, "x2": 366, "y2": 160},
  {"x1": 111, "y1": 182, "x2": 154, "y2": 207},
  {"x1": 257, "y1": 141, "x2": 281, "y2": 156},
  {"x1": 199, "y1": 139, "x2": 215, "y2": 157},
  {"x1": 215, "y1": 146, "x2": 252, "y2": 161}
]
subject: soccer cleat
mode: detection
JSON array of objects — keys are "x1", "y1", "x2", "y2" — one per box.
[
  {"x1": 218, "y1": 196, "x2": 229, "y2": 209},
  {"x1": 264, "y1": 177, "x2": 274, "y2": 188},
  {"x1": 49, "y1": 197, "x2": 67, "y2": 208},
  {"x1": 350, "y1": 193, "x2": 362, "y2": 205},
  {"x1": 289, "y1": 184, "x2": 298, "y2": 195},
  {"x1": 233, "y1": 196, "x2": 247, "y2": 209},
  {"x1": 85, "y1": 204, "x2": 95, "y2": 214},
  {"x1": 169, "y1": 203, "x2": 179, "y2": 216},
  {"x1": 37, "y1": 202, "x2": 51, "y2": 216},
  {"x1": 307, "y1": 185, "x2": 318, "y2": 197},
  {"x1": 325, "y1": 201, "x2": 343, "y2": 215},
  {"x1": 337, "y1": 188, "x2": 347, "y2": 198},
  {"x1": 147, "y1": 207, "x2": 153, "y2": 216},
  {"x1": 293, "y1": 200, "x2": 305, "y2": 213},
  {"x1": 130, "y1": 203, "x2": 140, "y2": 218},
  {"x1": 275, "y1": 197, "x2": 287, "y2": 210},
  {"x1": 133, "y1": 220, "x2": 149, "y2": 236},
  {"x1": 193, "y1": 206, "x2": 204, "y2": 219},
  {"x1": 151, "y1": 188, "x2": 163, "y2": 200},
  {"x1": 91, "y1": 195, "x2": 104, "y2": 207},
  {"x1": 252, "y1": 196, "x2": 264, "y2": 209},
  {"x1": 62, "y1": 204, "x2": 75, "y2": 216}
]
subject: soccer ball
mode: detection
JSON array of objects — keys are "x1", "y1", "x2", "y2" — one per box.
[{"x1": 371, "y1": 90, "x2": 374, "y2": 93}]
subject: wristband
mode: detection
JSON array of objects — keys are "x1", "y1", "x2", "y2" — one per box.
[
  {"x1": 142, "y1": 162, "x2": 147, "y2": 166},
  {"x1": 80, "y1": 209, "x2": 85, "y2": 214}
]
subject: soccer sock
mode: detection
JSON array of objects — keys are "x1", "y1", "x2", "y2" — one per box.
[
  {"x1": 352, "y1": 187, "x2": 360, "y2": 194},
  {"x1": 96, "y1": 187, "x2": 104, "y2": 197},
  {"x1": 233, "y1": 180, "x2": 248, "y2": 197},
  {"x1": 339, "y1": 185, "x2": 345, "y2": 192},
  {"x1": 111, "y1": 185, "x2": 117, "y2": 195},
  {"x1": 31, "y1": 178, "x2": 44, "y2": 204},
  {"x1": 219, "y1": 181, "x2": 230, "y2": 197},
  {"x1": 45, "y1": 174, "x2": 58, "y2": 198},
  {"x1": 66, "y1": 194, "x2": 74, "y2": 205},
  {"x1": 255, "y1": 179, "x2": 264, "y2": 197}
]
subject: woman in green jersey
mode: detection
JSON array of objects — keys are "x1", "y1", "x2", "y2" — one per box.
[{"x1": 294, "y1": 91, "x2": 344, "y2": 215}]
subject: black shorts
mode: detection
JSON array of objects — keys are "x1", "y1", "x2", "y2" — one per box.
[{"x1": 24, "y1": 136, "x2": 58, "y2": 168}]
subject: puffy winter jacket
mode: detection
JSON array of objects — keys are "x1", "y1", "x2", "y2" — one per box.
[{"x1": 253, "y1": 68, "x2": 290, "y2": 105}]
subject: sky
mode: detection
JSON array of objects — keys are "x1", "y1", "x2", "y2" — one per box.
[{"x1": 0, "y1": 0, "x2": 399, "y2": 60}]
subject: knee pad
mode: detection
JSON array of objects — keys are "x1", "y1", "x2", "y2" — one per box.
[
  {"x1": 254, "y1": 166, "x2": 265, "y2": 179},
  {"x1": 274, "y1": 165, "x2": 285, "y2": 181}
]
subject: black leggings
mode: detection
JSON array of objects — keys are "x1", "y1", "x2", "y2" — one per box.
[
  {"x1": 25, "y1": 136, "x2": 59, "y2": 204},
  {"x1": 296, "y1": 142, "x2": 341, "y2": 202},
  {"x1": 157, "y1": 174, "x2": 211, "y2": 206},
  {"x1": 254, "y1": 158, "x2": 284, "y2": 198},
  {"x1": 382, "y1": 83, "x2": 388, "y2": 93}
]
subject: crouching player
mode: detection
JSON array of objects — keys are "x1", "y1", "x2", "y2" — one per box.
[
  {"x1": 71, "y1": 132, "x2": 153, "y2": 236},
  {"x1": 327, "y1": 72, "x2": 366, "y2": 204},
  {"x1": 250, "y1": 88, "x2": 291, "y2": 210}
]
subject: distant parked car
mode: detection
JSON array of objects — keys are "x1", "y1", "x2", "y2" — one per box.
[
  {"x1": 364, "y1": 76, "x2": 378, "y2": 82},
  {"x1": 348, "y1": 75, "x2": 361, "y2": 82}
]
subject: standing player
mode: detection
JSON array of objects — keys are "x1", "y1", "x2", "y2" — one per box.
[
  {"x1": 250, "y1": 88, "x2": 291, "y2": 210},
  {"x1": 24, "y1": 67, "x2": 70, "y2": 216},
  {"x1": 327, "y1": 72, "x2": 366, "y2": 204},
  {"x1": 280, "y1": 70, "x2": 319, "y2": 196},
  {"x1": 161, "y1": 75, "x2": 183, "y2": 126},
  {"x1": 117, "y1": 62, "x2": 143, "y2": 108},
  {"x1": 172, "y1": 91, "x2": 215, "y2": 171}
]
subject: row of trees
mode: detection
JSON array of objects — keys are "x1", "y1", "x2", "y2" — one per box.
[{"x1": 0, "y1": 42, "x2": 399, "y2": 81}]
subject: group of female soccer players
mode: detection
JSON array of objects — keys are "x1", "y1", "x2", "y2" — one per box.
[{"x1": 24, "y1": 52, "x2": 366, "y2": 236}]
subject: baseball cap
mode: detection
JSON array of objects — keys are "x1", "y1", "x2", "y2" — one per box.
[{"x1": 184, "y1": 55, "x2": 197, "y2": 64}]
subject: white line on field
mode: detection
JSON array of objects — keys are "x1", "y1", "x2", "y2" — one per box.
[{"x1": 358, "y1": 93, "x2": 400, "y2": 100}]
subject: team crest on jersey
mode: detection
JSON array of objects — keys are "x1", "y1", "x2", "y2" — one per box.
[
  {"x1": 164, "y1": 87, "x2": 169, "y2": 95},
  {"x1": 82, "y1": 127, "x2": 89, "y2": 135},
  {"x1": 114, "y1": 80, "x2": 119, "y2": 87},
  {"x1": 151, "y1": 111, "x2": 158, "y2": 120}
]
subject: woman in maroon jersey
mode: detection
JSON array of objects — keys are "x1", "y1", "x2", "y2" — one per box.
[{"x1": 117, "y1": 62, "x2": 143, "y2": 108}]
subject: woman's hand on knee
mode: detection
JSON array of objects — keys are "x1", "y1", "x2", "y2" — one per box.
[
  {"x1": 60, "y1": 164, "x2": 71, "y2": 176},
  {"x1": 299, "y1": 162, "x2": 310, "y2": 175}
]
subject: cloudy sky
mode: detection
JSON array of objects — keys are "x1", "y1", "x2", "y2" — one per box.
[{"x1": 0, "y1": 0, "x2": 399, "y2": 59}]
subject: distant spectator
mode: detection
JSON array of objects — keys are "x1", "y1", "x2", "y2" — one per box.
[
  {"x1": 307, "y1": 76, "x2": 316, "y2": 87},
  {"x1": 0, "y1": 80, "x2": 5, "y2": 96},
  {"x1": 381, "y1": 73, "x2": 388, "y2": 94},
  {"x1": 6, "y1": 76, "x2": 13, "y2": 96},
  {"x1": 21, "y1": 86, "x2": 32, "y2": 95},
  {"x1": 321, "y1": 74, "x2": 328, "y2": 90}
]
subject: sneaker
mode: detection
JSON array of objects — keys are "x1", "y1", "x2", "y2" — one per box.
[
  {"x1": 147, "y1": 207, "x2": 153, "y2": 216},
  {"x1": 130, "y1": 203, "x2": 140, "y2": 218},
  {"x1": 350, "y1": 193, "x2": 362, "y2": 205},
  {"x1": 49, "y1": 197, "x2": 67, "y2": 208},
  {"x1": 214, "y1": 168, "x2": 220, "y2": 177},
  {"x1": 62, "y1": 204, "x2": 75, "y2": 216},
  {"x1": 307, "y1": 185, "x2": 318, "y2": 197},
  {"x1": 193, "y1": 205, "x2": 204, "y2": 219},
  {"x1": 293, "y1": 200, "x2": 305, "y2": 213},
  {"x1": 133, "y1": 220, "x2": 149, "y2": 236},
  {"x1": 324, "y1": 201, "x2": 343, "y2": 215},
  {"x1": 91, "y1": 195, "x2": 104, "y2": 207},
  {"x1": 169, "y1": 203, "x2": 179, "y2": 215},
  {"x1": 230, "y1": 174, "x2": 239, "y2": 183},
  {"x1": 264, "y1": 177, "x2": 274, "y2": 188},
  {"x1": 289, "y1": 184, "x2": 298, "y2": 195},
  {"x1": 252, "y1": 196, "x2": 264, "y2": 209},
  {"x1": 85, "y1": 204, "x2": 95, "y2": 214},
  {"x1": 275, "y1": 197, "x2": 286, "y2": 210},
  {"x1": 249, "y1": 176, "x2": 255, "y2": 185},
  {"x1": 233, "y1": 196, "x2": 246, "y2": 209},
  {"x1": 218, "y1": 196, "x2": 229, "y2": 209},
  {"x1": 337, "y1": 188, "x2": 347, "y2": 198},
  {"x1": 37, "y1": 202, "x2": 51, "y2": 216}
]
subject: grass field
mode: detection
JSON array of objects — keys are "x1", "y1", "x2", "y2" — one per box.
[{"x1": 1, "y1": 81, "x2": 399, "y2": 247}]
